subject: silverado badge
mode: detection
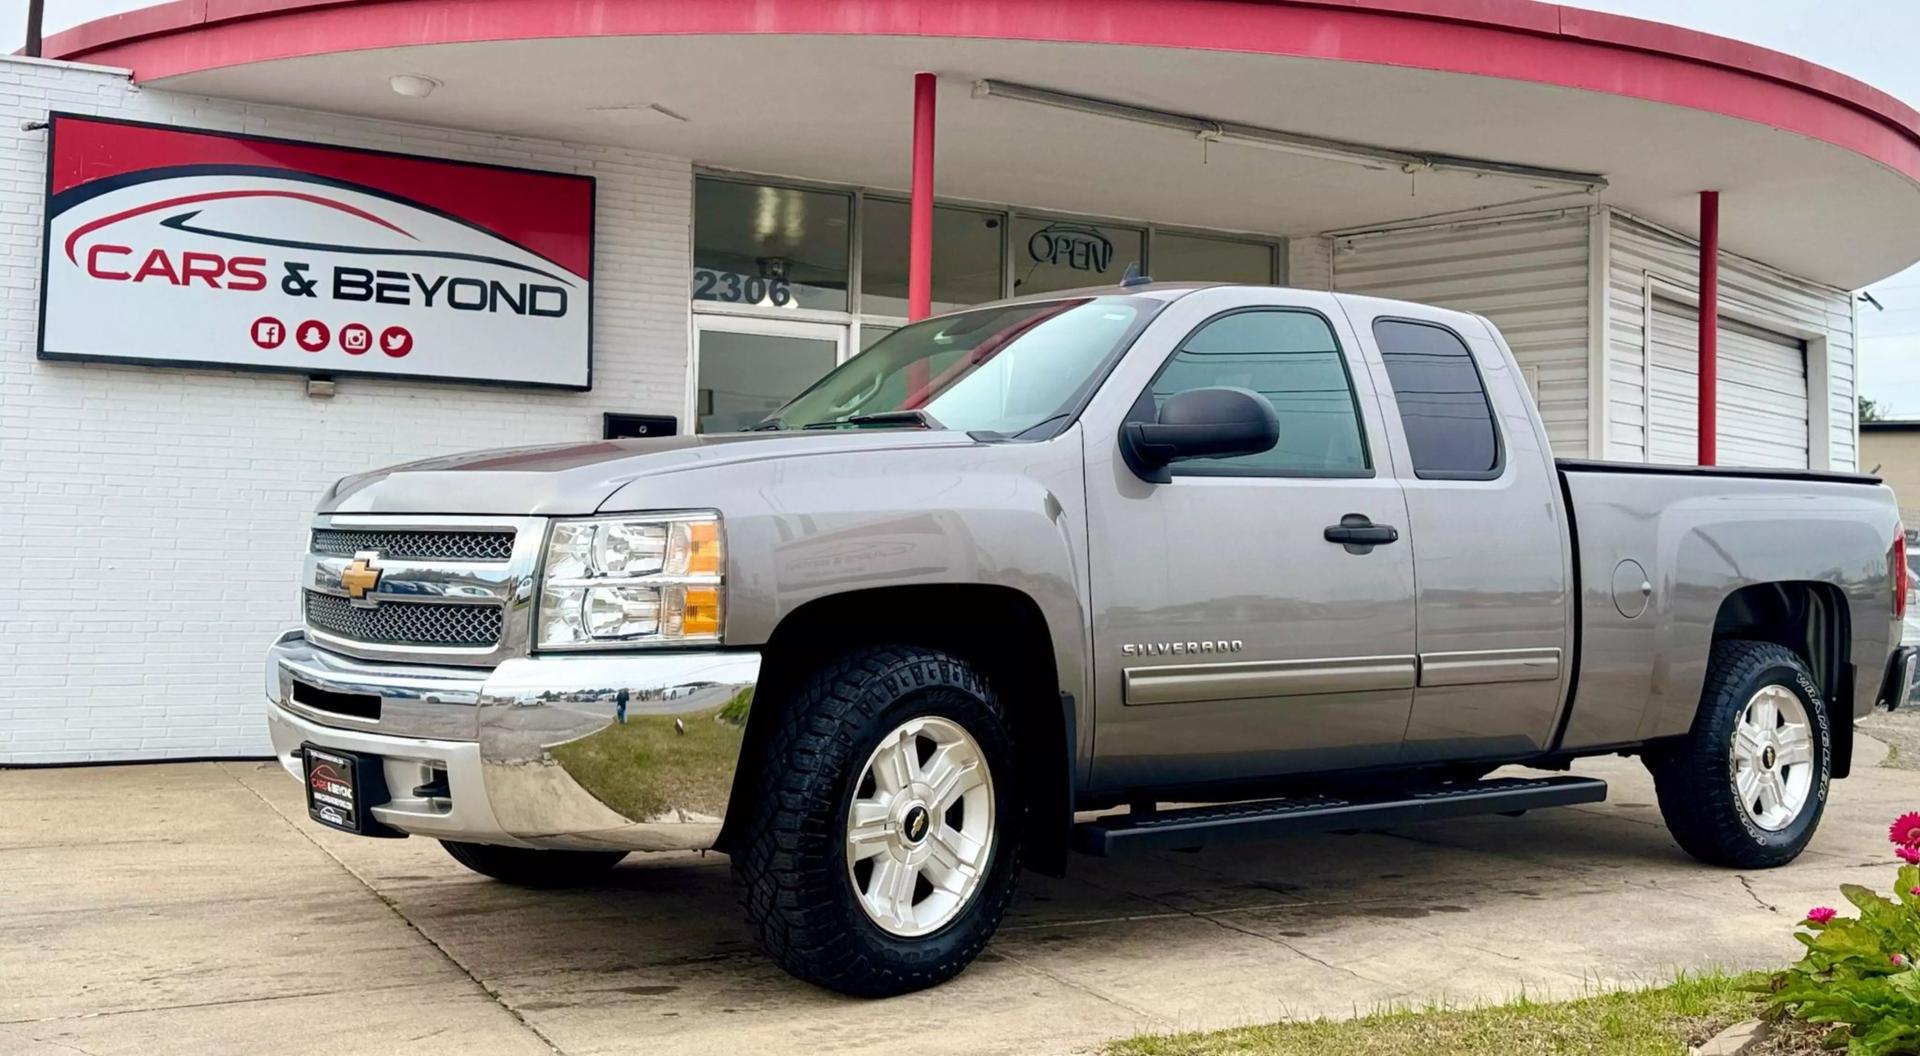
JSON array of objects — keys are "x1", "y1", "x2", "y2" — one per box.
[{"x1": 340, "y1": 554, "x2": 384, "y2": 603}]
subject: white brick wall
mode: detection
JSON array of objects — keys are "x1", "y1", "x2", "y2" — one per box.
[{"x1": 0, "y1": 58, "x2": 695, "y2": 763}]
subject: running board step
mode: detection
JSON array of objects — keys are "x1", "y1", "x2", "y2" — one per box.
[{"x1": 1071, "y1": 775, "x2": 1607, "y2": 856}]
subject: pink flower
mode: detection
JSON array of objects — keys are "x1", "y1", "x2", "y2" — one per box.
[
  {"x1": 1808, "y1": 906, "x2": 1838, "y2": 925},
  {"x1": 1895, "y1": 954, "x2": 1909, "y2": 967},
  {"x1": 1911, "y1": 887, "x2": 1920, "y2": 897},
  {"x1": 1892, "y1": 813, "x2": 1920, "y2": 847},
  {"x1": 1898, "y1": 846, "x2": 1920, "y2": 866}
]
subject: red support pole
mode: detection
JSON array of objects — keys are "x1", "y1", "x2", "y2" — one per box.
[
  {"x1": 907, "y1": 72, "x2": 937, "y2": 323},
  {"x1": 1697, "y1": 190, "x2": 1719, "y2": 466}
]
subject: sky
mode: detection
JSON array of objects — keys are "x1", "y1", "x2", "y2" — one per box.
[{"x1": 8, "y1": 0, "x2": 1920, "y2": 412}]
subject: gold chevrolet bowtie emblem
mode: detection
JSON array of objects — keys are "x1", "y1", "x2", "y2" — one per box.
[{"x1": 340, "y1": 555, "x2": 383, "y2": 601}]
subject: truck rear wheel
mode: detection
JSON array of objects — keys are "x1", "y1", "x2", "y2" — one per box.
[
  {"x1": 731, "y1": 645, "x2": 1021, "y2": 996},
  {"x1": 440, "y1": 840, "x2": 627, "y2": 886},
  {"x1": 1648, "y1": 639, "x2": 1831, "y2": 868}
]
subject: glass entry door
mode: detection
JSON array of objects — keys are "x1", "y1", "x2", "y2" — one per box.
[{"x1": 692, "y1": 317, "x2": 846, "y2": 433}]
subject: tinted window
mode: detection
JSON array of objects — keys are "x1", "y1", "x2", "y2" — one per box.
[
  {"x1": 1373, "y1": 319, "x2": 1500, "y2": 477},
  {"x1": 1152, "y1": 232, "x2": 1275, "y2": 284},
  {"x1": 1145, "y1": 310, "x2": 1368, "y2": 476},
  {"x1": 861, "y1": 199, "x2": 1005, "y2": 317},
  {"x1": 1013, "y1": 217, "x2": 1144, "y2": 295},
  {"x1": 693, "y1": 178, "x2": 850, "y2": 310}
]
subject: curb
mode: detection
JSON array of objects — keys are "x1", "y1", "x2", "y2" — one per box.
[{"x1": 1692, "y1": 1019, "x2": 1768, "y2": 1056}]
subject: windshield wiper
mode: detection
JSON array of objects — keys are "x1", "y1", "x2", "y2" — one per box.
[
  {"x1": 745, "y1": 419, "x2": 785, "y2": 431},
  {"x1": 801, "y1": 409, "x2": 945, "y2": 431}
]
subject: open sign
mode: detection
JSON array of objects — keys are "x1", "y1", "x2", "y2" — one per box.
[{"x1": 1027, "y1": 222, "x2": 1115, "y2": 273}]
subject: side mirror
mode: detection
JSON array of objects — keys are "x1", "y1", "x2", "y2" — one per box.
[{"x1": 1119, "y1": 386, "x2": 1280, "y2": 483}]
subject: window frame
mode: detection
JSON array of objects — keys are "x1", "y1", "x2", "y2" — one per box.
[
  {"x1": 1370, "y1": 315, "x2": 1507, "y2": 482},
  {"x1": 859, "y1": 194, "x2": 1010, "y2": 318},
  {"x1": 690, "y1": 173, "x2": 857, "y2": 318},
  {"x1": 1127, "y1": 306, "x2": 1376, "y2": 480}
]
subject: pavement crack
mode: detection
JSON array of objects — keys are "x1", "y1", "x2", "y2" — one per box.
[
  {"x1": 1199, "y1": 912, "x2": 1377, "y2": 984},
  {"x1": 19, "y1": 1034, "x2": 99, "y2": 1056},
  {"x1": 991, "y1": 947, "x2": 1171, "y2": 1028},
  {"x1": 1066, "y1": 868, "x2": 1382, "y2": 986},
  {"x1": 218, "y1": 764, "x2": 568, "y2": 1055},
  {"x1": 0, "y1": 983, "x2": 433, "y2": 1027},
  {"x1": 1738, "y1": 875, "x2": 1780, "y2": 914}
]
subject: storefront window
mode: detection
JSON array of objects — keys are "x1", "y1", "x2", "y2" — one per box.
[
  {"x1": 1011, "y1": 217, "x2": 1143, "y2": 295},
  {"x1": 693, "y1": 178, "x2": 850, "y2": 311},
  {"x1": 689, "y1": 175, "x2": 1282, "y2": 431},
  {"x1": 861, "y1": 200, "x2": 1005, "y2": 317},
  {"x1": 694, "y1": 326, "x2": 841, "y2": 432},
  {"x1": 1152, "y1": 232, "x2": 1276, "y2": 284}
]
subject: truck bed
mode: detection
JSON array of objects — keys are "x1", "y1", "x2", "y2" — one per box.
[{"x1": 1554, "y1": 458, "x2": 1899, "y2": 753}]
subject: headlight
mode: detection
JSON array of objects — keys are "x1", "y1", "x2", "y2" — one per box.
[{"x1": 536, "y1": 513, "x2": 724, "y2": 649}]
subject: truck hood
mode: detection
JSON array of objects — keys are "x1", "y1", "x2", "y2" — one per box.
[{"x1": 318, "y1": 430, "x2": 983, "y2": 515}]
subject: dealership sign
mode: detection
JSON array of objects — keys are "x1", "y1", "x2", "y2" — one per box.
[{"x1": 39, "y1": 114, "x2": 596, "y2": 389}]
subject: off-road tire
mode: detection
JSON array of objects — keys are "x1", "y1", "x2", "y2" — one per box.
[
  {"x1": 1648, "y1": 639, "x2": 1832, "y2": 868},
  {"x1": 731, "y1": 645, "x2": 1022, "y2": 997},
  {"x1": 440, "y1": 840, "x2": 627, "y2": 886}
]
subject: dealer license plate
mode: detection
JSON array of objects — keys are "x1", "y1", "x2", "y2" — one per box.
[{"x1": 303, "y1": 745, "x2": 370, "y2": 833}]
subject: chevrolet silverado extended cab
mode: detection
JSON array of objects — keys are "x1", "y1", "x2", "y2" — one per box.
[{"x1": 266, "y1": 283, "x2": 1917, "y2": 996}]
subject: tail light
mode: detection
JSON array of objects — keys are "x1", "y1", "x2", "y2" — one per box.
[{"x1": 1896, "y1": 528, "x2": 1910, "y2": 622}]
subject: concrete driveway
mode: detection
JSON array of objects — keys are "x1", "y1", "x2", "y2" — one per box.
[{"x1": 4, "y1": 739, "x2": 1915, "y2": 1056}]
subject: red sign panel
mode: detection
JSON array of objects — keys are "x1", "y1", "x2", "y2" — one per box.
[{"x1": 39, "y1": 114, "x2": 596, "y2": 389}]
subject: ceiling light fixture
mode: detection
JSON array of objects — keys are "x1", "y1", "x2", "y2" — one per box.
[
  {"x1": 971, "y1": 78, "x2": 1607, "y2": 192},
  {"x1": 389, "y1": 74, "x2": 441, "y2": 99}
]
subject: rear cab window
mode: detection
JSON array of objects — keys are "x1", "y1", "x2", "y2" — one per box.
[{"x1": 1371, "y1": 318, "x2": 1502, "y2": 479}]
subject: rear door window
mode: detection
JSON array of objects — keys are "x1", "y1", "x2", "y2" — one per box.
[{"x1": 1372, "y1": 319, "x2": 1501, "y2": 478}]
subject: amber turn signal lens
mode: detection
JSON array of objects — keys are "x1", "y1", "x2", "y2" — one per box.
[
  {"x1": 681, "y1": 586, "x2": 722, "y2": 636},
  {"x1": 684, "y1": 521, "x2": 722, "y2": 575}
]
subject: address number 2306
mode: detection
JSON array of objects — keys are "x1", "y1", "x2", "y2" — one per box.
[{"x1": 693, "y1": 268, "x2": 794, "y2": 307}]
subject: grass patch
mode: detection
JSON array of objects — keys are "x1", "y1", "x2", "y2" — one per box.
[
  {"x1": 1108, "y1": 973, "x2": 1761, "y2": 1056},
  {"x1": 546, "y1": 689, "x2": 751, "y2": 820}
]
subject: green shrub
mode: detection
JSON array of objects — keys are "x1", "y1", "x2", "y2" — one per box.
[{"x1": 1759, "y1": 812, "x2": 1920, "y2": 1054}]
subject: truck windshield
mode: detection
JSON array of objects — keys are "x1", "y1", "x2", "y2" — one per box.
[{"x1": 765, "y1": 297, "x2": 1154, "y2": 436}]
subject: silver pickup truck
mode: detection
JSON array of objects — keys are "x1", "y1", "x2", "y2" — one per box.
[{"x1": 266, "y1": 282, "x2": 1915, "y2": 996}]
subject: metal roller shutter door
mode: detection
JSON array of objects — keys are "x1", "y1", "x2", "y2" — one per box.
[{"x1": 1647, "y1": 297, "x2": 1808, "y2": 468}]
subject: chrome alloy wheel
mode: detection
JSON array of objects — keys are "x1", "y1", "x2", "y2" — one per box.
[
  {"x1": 845, "y1": 715, "x2": 995, "y2": 938},
  {"x1": 1729, "y1": 684, "x2": 1815, "y2": 832}
]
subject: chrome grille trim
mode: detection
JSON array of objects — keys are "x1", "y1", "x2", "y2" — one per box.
[
  {"x1": 312, "y1": 528, "x2": 514, "y2": 562},
  {"x1": 305, "y1": 591, "x2": 503, "y2": 647},
  {"x1": 303, "y1": 514, "x2": 548, "y2": 668}
]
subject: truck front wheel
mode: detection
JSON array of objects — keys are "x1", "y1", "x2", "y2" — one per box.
[
  {"x1": 1648, "y1": 639, "x2": 1831, "y2": 868},
  {"x1": 731, "y1": 645, "x2": 1022, "y2": 996},
  {"x1": 440, "y1": 840, "x2": 627, "y2": 886}
]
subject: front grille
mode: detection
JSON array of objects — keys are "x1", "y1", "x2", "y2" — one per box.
[
  {"x1": 304, "y1": 591, "x2": 503, "y2": 647},
  {"x1": 311, "y1": 528, "x2": 515, "y2": 562}
]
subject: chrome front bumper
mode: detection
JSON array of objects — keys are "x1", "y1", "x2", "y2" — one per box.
[{"x1": 264, "y1": 630, "x2": 760, "y2": 852}]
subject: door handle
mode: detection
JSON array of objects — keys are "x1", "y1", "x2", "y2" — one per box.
[{"x1": 1324, "y1": 514, "x2": 1399, "y2": 552}]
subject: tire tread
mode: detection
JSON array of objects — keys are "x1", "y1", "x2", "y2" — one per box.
[
  {"x1": 1650, "y1": 639, "x2": 1829, "y2": 869},
  {"x1": 731, "y1": 644, "x2": 1021, "y2": 996}
]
